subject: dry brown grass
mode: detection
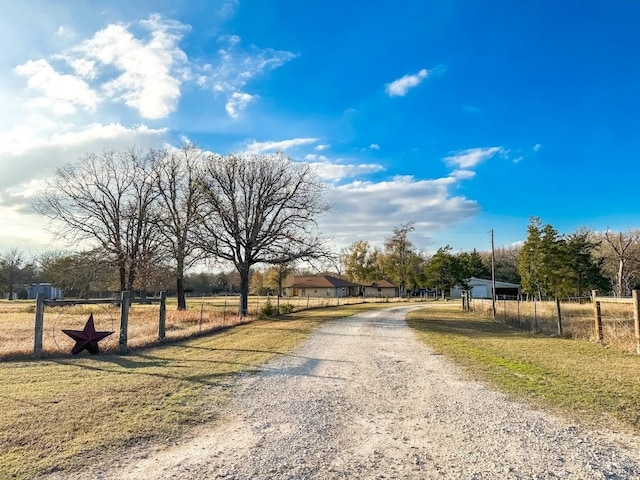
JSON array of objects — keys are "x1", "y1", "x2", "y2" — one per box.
[
  {"x1": 0, "y1": 295, "x2": 412, "y2": 359},
  {"x1": 471, "y1": 297, "x2": 638, "y2": 353},
  {"x1": 0, "y1": 299, "x2": 249, "y2": 358}
]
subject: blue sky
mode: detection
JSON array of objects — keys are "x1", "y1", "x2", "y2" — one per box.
[{"x1": 2, "y1": 1, "x2": 640, "y2": 257}]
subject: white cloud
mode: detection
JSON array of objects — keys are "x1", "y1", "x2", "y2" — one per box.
[
  {"x1": 315, "y1": 144, "x2": 330, "y2": 151},
  {"x1": 320, "y1": 174, "x2": 478, "y2": 249},
  {"x1": 69, "y1": 14, "x2": 189, "y2": 119},
  {"x1": 450, "y1": 169, "x2": 476, "y2": 180},
  {"x1": 56, "y1": 25, "x2": 74, "y2": 38},
  {"x1": 533, "y1": 143, "x2": 543, "y2": 151},
  {"x1": 225, "y1": 92, "x2": 256, "y2": 118},
  {"x1": 444, "y1": 146, "x2": 505, "y2": 169},
  {"x1": 369, "y1": 143, "x2": 380, "y2": 150},
  {"x1": 0, "y1": 122, "x2": 166, "y2": 198},
  {"x1": 311, "y1": 162, "x2": 385, "y2": 181},
  {"x1": 246, "y1": 137, "x2": 319, "y2": 154},
  {"x1": 219, "y1": 0, "x2": 239, "y2": 19},
  {"x1": 385, "y1": 68, "x2": 428, "y2": 97},
  {"x1": 199, "y1": 35, "x2": 296, "y2": 117},
  {"x1": 14, "y1": 59, "x2": 98, "y2": 114}
]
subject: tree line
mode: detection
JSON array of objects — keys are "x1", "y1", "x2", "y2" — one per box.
[
  {"x1": 339, "y1": 218, "x2": 640, "y2": 299},
  {"x1": 18, "y1": 145, "x2": 329, "y2": 314},
  {"x1": 2, "y1": 144, "x2": 639, "y2": 305}
]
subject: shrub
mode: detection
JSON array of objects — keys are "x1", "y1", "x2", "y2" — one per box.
[
  {"x1": 260, "y1": 300, "x2": 277, "y2": 317},
  {"x1": 279, "y1": 303, "x2": 295, "y2": 314}
]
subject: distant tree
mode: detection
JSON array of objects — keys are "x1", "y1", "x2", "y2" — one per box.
[
  {"x1": 40, "y1": 250, "x2": 114, "y2": 298},
  {"x1": 196, "y1": 152, "x2": 330, "y2": 315},
  {"x1": 600, "y1": 229, "x2": 640, "y2": 297},
  {"x1": 456, "y1": 249, "x2": 491, "y2": 280},
  {"x1": 519, "y1": 218, "x2": 609, "y2": 298},
  {"x1": 556, "y1": 229, "x2": 609, "y2": 297},
  {"x1": 0, "y1": 248, "x2": 29, "y2": 300},
  {"x1": 518, "y1": 217, "x2": 551, "y2": 299},
  {"x1": 151, "y1": 144, "x2": 206, "y2": 309},
  {"x1": 423, "y1": 246, "x2": 463, "y2": 297},
  {"x1": 342, "y1": 241, "x2": 379, "y2": 284},
  {"x1": 383, "y1": 223, "x2": 416, "y2": 295},
  {"x1": 493, "y1": 246, "x2": 521, "y2": 284},
  {"x1": 405, "y1": 251, "x2": 428, "y2": 292},
  {"x1": 211, "y1": 271, "x2": 232, "y2": 294},
  {"x1": 264, "y1": 262, "x2": 296, "y2": 297},
  {"x1": 35, "y1": 149, "x2": 159, "y2": 293},
  {"x1": 249, "y1": 269, "x2": 271, "y2": 296}
]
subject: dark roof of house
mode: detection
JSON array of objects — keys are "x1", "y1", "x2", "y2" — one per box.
[
  {"x1": 287, "y1": 275, "x2": 360, "y2": 288},
  {"x1": 364, "y1": 280, "x2": 397, "y2": 288}
]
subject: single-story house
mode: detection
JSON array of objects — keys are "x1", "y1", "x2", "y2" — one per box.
[
  {"x1": 362, "y1": 280, "x2": 398, "y2": 298},
  {"x1": 284, "y1": 275, "x2": 361, "y2": 298},
  {"x1": 450, "y1": 277, "x2": 521, "y2": 299}
]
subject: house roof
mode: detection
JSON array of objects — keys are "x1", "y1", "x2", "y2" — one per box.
[
  {"x1": 287, "y1": 275, "x2": 360, "y2": 288},
  {"x1": 364, "y1": 280, "x2": 397, "y2": 288}
]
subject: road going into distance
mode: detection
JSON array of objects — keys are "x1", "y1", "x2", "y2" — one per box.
[{"x1": 46, "y1": 306, "x2": 640, "y2": 479}]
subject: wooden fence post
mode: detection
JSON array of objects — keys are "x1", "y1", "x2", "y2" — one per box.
[
  {"x1": 633, "y1": 289, "x2": 640, "y2": 354},
  {"x1": 33, "y1": 293, "x2": 45, "y2": 359},
  {"x1": 158, "y1": 291, "x2": 167, "y2": 341},
  {"x1": 532, "y1": 298, "x2": 538, "y2": 334},
  {"x1": 592, "y1": 289, "x2": 603, "y2": 343},
  {"x1": 556, "y1": 297, "x2": 563, "y2": 336},
  {"x1": 119, "y1": 291, "x2": 130, "y2": 354}
]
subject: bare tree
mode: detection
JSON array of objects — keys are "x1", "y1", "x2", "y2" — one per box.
[
  {"x1": 34, "y1": 149, "x2": 159, "y2": 293},
  {"x1": 601, "y1": 229, "x2": 640, "y2": 296},
  {"x1": 196, "y1": 152, "x2": 330, "y2": 315},
  {"x1": 151, "y1": 144, "x2": 206, "y2": 309},
  {"x1": 0, "y1": 248, "x2": 28, "y2": 299}
]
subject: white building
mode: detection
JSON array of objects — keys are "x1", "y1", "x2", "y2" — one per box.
[{"x1": 450, "y1": 277, "x2": 521, "y2": 299}]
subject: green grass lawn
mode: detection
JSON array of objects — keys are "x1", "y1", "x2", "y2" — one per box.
[{"x1": 407, "y1": 305, "x2": 640, "y2": 434}]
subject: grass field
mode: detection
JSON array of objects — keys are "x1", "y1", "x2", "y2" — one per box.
[
  {"x1": 0, "y1": 302, "x2": 400, "y2": 480},
  {"x1": 473, "y1": 297, "x2": 638, "y2": 352},
  {"x1": 0, "y1": 295, "x2": 406, "y2": 359},
  {"x1": 407, "y1": 304, "x2": 640, "y2": 435}
]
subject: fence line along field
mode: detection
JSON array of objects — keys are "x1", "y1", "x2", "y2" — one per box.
[
  {"x1": 470, "y1": 295, "x2": 639, "y2": 353},
  {"x1": 0, "y1": 294, "x2": 404, "y2": 359}
]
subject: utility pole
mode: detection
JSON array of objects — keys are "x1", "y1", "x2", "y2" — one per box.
[{"x1": 491, "y1": 229, "x2": 497, "y2": 320}]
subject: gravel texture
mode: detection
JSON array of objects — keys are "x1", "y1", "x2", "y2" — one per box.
[{"x1": 47, "y1": 306, "x2": 640, "y2": 479}]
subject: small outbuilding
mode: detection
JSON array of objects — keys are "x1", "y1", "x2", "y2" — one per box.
[
  {"x1": 362, "y1": 280, "x2": 398, "y2": 298},
  {"x1": 27, "y1": 283, "x2": 63, "y2": 300},
  {"x1": 450, "y1": 277, "x2": 521, "y2": 299}
]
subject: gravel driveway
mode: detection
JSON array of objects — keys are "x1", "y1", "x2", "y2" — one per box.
[{"x1": 58, "y1": 306, "x2": 640, "y2": 479}]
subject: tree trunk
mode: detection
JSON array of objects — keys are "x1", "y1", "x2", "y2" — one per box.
[
  {"x1": 176, "y1": 266, "x2": 186, "y2": 310},
  {"x1": 239, "y1": 264, "x2": 250, "y2": 316},
  {"x1": 118, "y1": 262, "x2": 127, "y2": 293},
  {"x1": 617, "y1": 259, "x2": 624, "y2": 297}
]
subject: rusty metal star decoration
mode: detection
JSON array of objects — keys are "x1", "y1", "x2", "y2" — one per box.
[{"x1": 62, "y1": 314, "x2": 114, "y2": 355}]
